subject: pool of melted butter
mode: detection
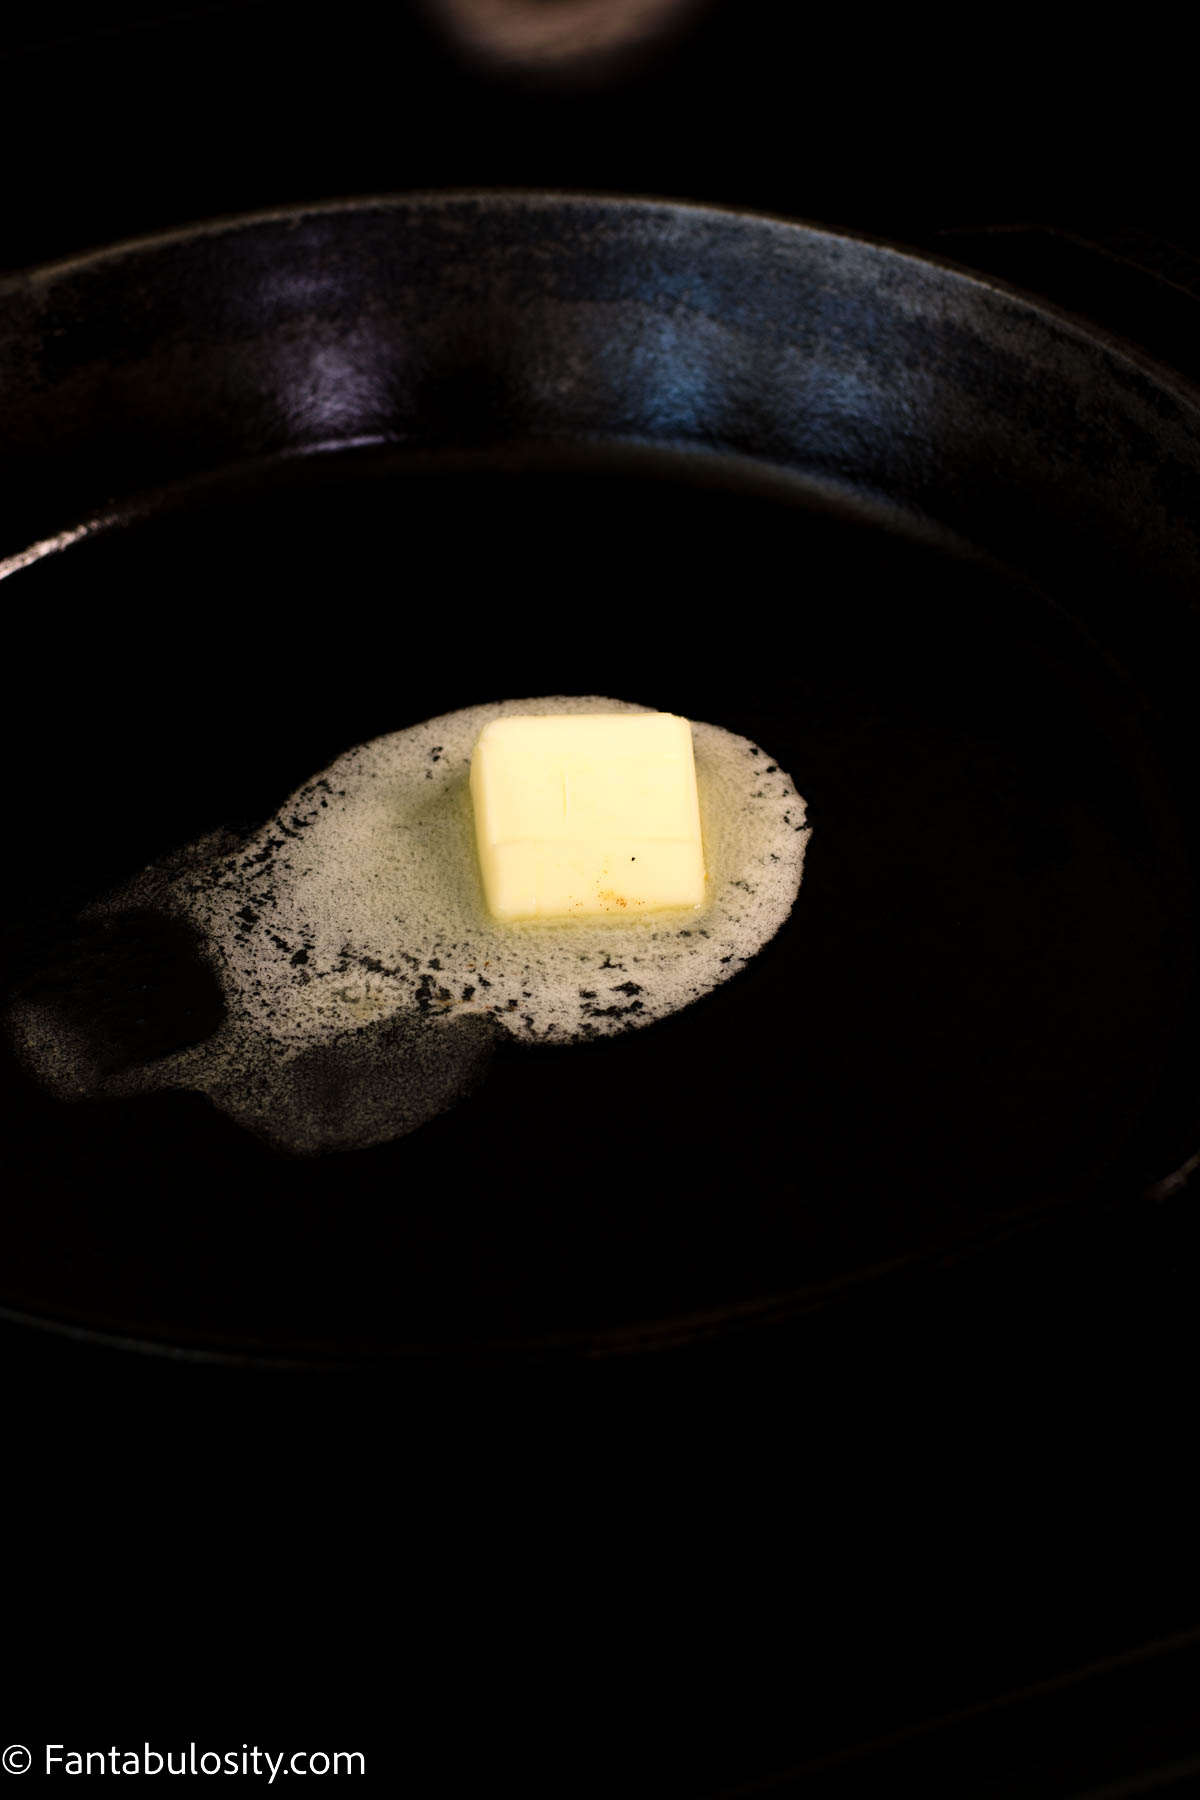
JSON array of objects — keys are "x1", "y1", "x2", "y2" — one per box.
[{"x1": 11, "y1": 695, "x2": 810, "y2": 1153}]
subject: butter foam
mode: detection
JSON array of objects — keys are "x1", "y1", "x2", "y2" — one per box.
[{"x1": 11, "y1": 696, "x2": 811, "y2": 1152}]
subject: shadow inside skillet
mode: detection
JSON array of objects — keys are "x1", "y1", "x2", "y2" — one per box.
[{"x1": 1, "y1": 439, "x2": 1192, "y2": 1360}]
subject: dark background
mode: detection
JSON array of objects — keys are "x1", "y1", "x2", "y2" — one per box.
[{"x1": 3, "y1": 3, "x2": 1198, "y2": 1791}]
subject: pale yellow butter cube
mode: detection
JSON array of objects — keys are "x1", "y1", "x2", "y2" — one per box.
[{"x1": 469, "y1": 713, "x2": 706, "y2": 922}]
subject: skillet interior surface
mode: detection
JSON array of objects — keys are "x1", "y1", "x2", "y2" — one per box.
[{"x1": 1, "y1": 197, "x2": 1196, "y2": 1362}]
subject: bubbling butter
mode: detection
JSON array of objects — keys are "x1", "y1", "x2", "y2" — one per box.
[{"x1": 10, "y1": 696, "x2": 811, "y2": 1153}]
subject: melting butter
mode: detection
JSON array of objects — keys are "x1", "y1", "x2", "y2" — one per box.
[{"x1": 10, "y1": 696, "x2": 811, "y2": 1152}]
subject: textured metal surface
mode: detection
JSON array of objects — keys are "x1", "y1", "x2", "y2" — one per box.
[{"x1": 2, "y1": 194, "x2": 1199, "y2": 597}]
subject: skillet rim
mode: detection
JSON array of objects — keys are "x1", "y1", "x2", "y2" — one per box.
[{"x1": 3, "y1": 186, "x2": 1200, "y2": 429}]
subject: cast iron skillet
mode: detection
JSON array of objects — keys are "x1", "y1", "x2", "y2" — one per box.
[{"x1": 1, "y1": 193, "x2": 1196, "y2": 1366}]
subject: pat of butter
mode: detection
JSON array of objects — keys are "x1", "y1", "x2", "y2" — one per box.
[{"x1": 469, "y1": 712, "x2": 706, "y2": 922}]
